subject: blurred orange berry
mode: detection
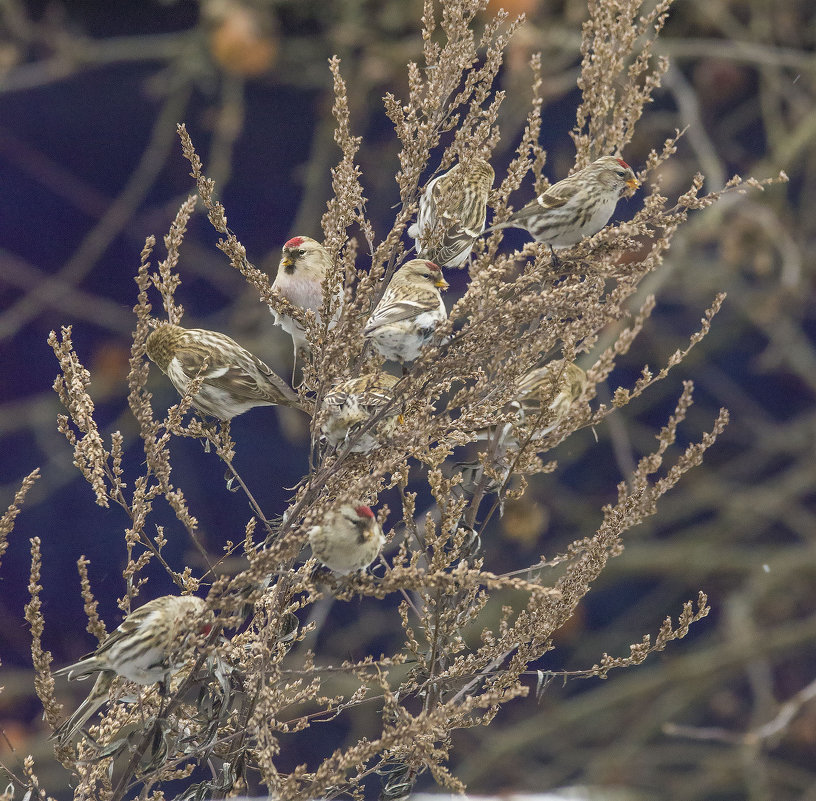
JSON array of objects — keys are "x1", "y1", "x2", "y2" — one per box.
[
  {"x1": 501, "y1": 498, "x2": 549, "y2": 546},
  {"x1": 486, "y1": 0, "x2": 539, "y2": 16},
  {"x1": 90, "y1": 340, "x2": 131, "y2": 400},
  {"x1": 209, "y1": 5, "x2": 277, "y2": 77}
]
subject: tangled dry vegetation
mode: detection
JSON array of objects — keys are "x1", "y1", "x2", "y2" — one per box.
[{"x1": 0, "y1": 0, "x2": 789, "y2": 799}]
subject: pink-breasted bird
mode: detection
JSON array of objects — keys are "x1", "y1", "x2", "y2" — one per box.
[{"x1": 270, "y1": 236, "x2": 335, "y2": 357}]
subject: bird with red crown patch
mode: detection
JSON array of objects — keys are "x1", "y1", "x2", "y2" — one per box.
[
  {"x1": 308, "y1": 504, "x2": 385, "y2": 575},
  {"x1": 364, "y1": 259, "x2": 449, "y2": 366},
  {"x1": 270, "y1": 235, "x2": 338, "y2": 368}
]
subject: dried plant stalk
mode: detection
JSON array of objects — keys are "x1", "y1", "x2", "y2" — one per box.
[{"x1": 24, "y1": 0, "x2": 789, "y2": 799}]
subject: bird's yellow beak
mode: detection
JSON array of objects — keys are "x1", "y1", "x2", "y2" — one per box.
[
  {"x1": 435, "y1": 277, "x2": 450, "y2": 290},
  {"x1": 626, "y1": 177, "x2": 640, "y2": 191},
  {"x1": 281, "y1": 256, "x2": 294, "y2": 270}
]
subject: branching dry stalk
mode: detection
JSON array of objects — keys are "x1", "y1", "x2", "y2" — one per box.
[{"x1": 6, "y1": 0, "x2": 792, "y2": 798}]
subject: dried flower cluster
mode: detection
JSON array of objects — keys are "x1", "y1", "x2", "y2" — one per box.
[{"x1": 2, "y1": 0, "x2": 788, "y2": 799}]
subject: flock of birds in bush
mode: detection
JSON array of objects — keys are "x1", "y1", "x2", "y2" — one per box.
[{"x1": 52, "y1": 154, "x2": 639, "y2": 743}]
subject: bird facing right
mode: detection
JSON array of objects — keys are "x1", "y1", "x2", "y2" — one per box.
[
  {"x1": 364, "y1": 259, "x2": 449, "y2": 365},
  {"x1": 488, "y1": 155, "x2": 639, "y2": 248},
  {"x1": 308, "y1": 504, "x2": 385, "y2": 575},
  {"x1": 52, "y1": 595, "x2": 212, "y2": 743}
]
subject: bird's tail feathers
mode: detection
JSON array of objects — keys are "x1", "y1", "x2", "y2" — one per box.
[
  {"x1": 53, "y1": 656, "x2": 101, "y2": 681},
  {"x1": 482, "y1": 219, "x2": 513, "y2": 236},
  {"x1": 51, "y1": 672, "x2": 114, "y2": 744}
]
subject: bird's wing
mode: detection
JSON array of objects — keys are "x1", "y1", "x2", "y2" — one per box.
[
  {"x1": 176, "y1": 346, "x2": 297, "y2": 406},
  {"x1": 358, "y1": 385, "x2": 395, "y2": 412},
  {"x1": 90, "y1": 602, "x2": 157, "y2": 661},
  {"x1": 432, "y1": 213, "x2": 480, "y2": 262},
  {"x1": 364, "y1": 289, "x2": 439, "y2": 335},
  {"x1": 175, "y1": 344, "x2": 233, "y2": 382},
  {"x1": 504, "y1": 181, "x2": 576, "y2": 228},
  {"x1": 536, "y1": 177, "x2": 581, "y2": 210},
  {"x1": 328, "y1": 375, "x2": 396, "y2": 414}
]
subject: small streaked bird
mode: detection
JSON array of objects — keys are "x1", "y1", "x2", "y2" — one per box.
[
  {"x1": 408, "y1": 158, "x2": 494, "y2": 268},
  {"x1": 52, "y1": 595, "x2": 211, "y2": 743},
  {"x1": 308, "y1": 504, "x2": 385, "y2": 575},
  {"x1": 487, "y1": 155, "x2": 639, "y2": 249},
  {"x1": 454, "y1": 360, "x2": 588, "y2": 497},
  {"x1": 146, "y1": 323, "x2": 301, "y2": 420},
  {"x1": 269, "y1": 235, "x2": 334, "y2": 358},
  {"x1": 364, "y1": 260, "x2": 448, "y2": 365},
  {"x1": 515, "y1": 359, "x2": 589, "y2": 428},
  {"x1": 320, "y1": 372, "x2": 401, "y2": 453}
]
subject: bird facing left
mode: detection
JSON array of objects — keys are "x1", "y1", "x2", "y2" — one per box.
[
  {"x1": 269, "y1": 235, "x2": 335, "y2": 358},
  {"x1": 145, "y1": 323, "x2": 301, "y2": 420}
]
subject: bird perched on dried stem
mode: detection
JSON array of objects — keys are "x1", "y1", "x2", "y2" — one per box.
[
  {"x1": 146, "y1": 323, "x2": 301, "y2": 420},
  {"x1": 52, "y1": 595, "x2": 212, "y2": 744},
  {"x1": 320, "y1": 372, "x2": 401, "y2": 454},
  {"x1": 486, "y1": 156, "x2": 639, "y2": 261},
  {"x1": 269, "y1": 236, "x2": 337, "y2": 372},
  {"x1": 408, "y1": 158, "x2": 494, "y2": 268},
  {"x1": 454, "y1": 360, "x2": 589, "y2": 496},
  {"x1": 364, "y1": 259, "x2": 449, "y2": 367},
  {"x1": 309, "y1": 504, "x2": 385, "y2": 575},
  {"x1": 515, "y1": 359, "x2": 589, "y2": 428}
]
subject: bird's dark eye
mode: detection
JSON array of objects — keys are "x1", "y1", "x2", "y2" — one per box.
[
  {"x1": 290, "y1": 249, "x2": 303, "y2": 258},
  {"x1": 616, "y1": 169, "x2": 627, "y2": 178}
]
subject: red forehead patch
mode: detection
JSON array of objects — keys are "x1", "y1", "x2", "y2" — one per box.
[
  {"x1": 285, "y1": 236, "x2": 304, "y2": 249},
  {"x1": 355, "y1": 505, "x2": 375, "y2": 519},
  {"x1": 616, "y1": 158, "x2": 630, "y2": 170},
  {"x1": 424, "y1": 261, "x2": 440, "y2": 271}
]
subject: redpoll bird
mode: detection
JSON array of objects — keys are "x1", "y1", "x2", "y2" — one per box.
[
  {"x1": 270, "y1": 236, "x2": 334, "y2": 358},
  {"x1": 320, "y1": 372, "x2": 401, "y2": 453},
  {"x1": 488, "y1": 156, "x2": 639, "y2": 248},
  {"x1": 408, "y1": 158, "x2": 494, "y2": 268},
  {"x1": 364, "y1": 260, "x2": 449, "y2": 365},
  {"x1": 484, "y1": 359, "x2": 588, "y2": 439},
  {"x1": 308, "y1": 504, "x2": 385, "y2": 575},
  {"x1": 52, "y1": 595, "x2": 211, "y2": 743},
  {"x1": 454, "y1": 360, "x2": 588, "y2": 496},
  {"x1": 515, "y1": 359, "x2": 589, "y2": 428},
  {"x1": 146, "y1": 323, "x2": 301, "y2": 420}
]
